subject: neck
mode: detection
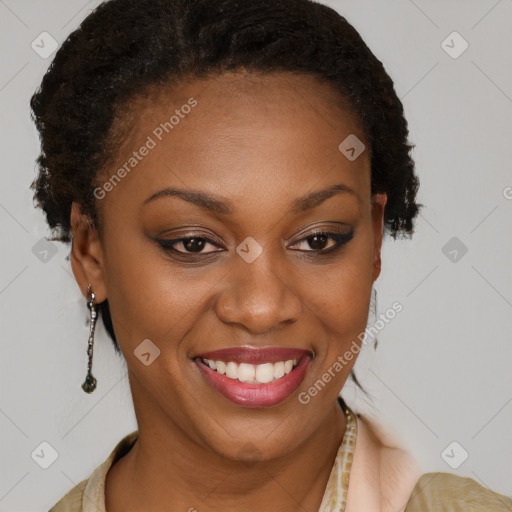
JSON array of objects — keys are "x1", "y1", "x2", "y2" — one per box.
[{"x1": 106, "y1": 387, "x2": 347, "y2": 512}]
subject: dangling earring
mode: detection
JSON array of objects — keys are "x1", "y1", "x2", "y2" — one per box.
[
  {"x1": 370, "y1": 286, "x2": 378, "y2": 351},
  {"x1": 82, "y1": 284, "x2": 98, "y2": 393},
  {"x1": 371, "y1": 255, "x2": 380, "y2": 351}
]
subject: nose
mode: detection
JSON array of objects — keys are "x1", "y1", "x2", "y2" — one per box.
[{"x1": 215, "y1": 251, "x2": 302, "y2": 335}]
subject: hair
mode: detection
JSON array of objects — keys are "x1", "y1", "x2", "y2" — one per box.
[{"x1": 30, "y1": 0, "x2": 422, "y2": 383}]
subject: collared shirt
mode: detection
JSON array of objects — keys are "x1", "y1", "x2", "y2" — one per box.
[{"x1": 48, "y1": 399, "x2": 512, "y2": 512}]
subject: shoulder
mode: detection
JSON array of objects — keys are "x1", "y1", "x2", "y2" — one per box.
[
  {"x1": 405, "y1": 472, "x2": 512, "y2": 512},
  {"x1": 48, "y1": 430, "x2": 139, "y2": 512},
  {"x1": 48, "y1": 479, "x2": 87, "y2": 512}
]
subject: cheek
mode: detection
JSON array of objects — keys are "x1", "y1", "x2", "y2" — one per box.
[
  {"x1": 305, "y1": 272, "x2": 373, "y2": 382},
  {"x1": 299, "y1": 268, "x2": 373, "y2": 405},
  {"x1": 330, "y1": 264, "x2": 372, "y2": 333},
  {"x1": 301, "y1": 233, "x2": 374, "y2": 401},
  {"x1": 305, "y1": 234, "x2": 374, "y2": 337},
  {"x1": 102, "y1": 234, "x2": 220, "y2": 359}
]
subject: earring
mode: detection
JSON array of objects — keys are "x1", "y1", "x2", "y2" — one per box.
[
  {"x1": 82, "y1": 284, "x2": 98, "y2": 393},
  {"x1": 371, "y1": 286, "x2": 378, "y2": 351}
]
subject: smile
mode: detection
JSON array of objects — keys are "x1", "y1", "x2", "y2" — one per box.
[
  {"x1": 194, "y1": 347, "x2": 312, "y2": 408},
  {"x1": 201, "y1": 358, "x2": 298, "y2": 384}
]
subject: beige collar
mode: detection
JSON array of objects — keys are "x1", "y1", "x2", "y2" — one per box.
[
  {"x1": 77, "y1": 410, "x2": 419, "y2": 512},
  {"x1": 345, "y1": 415, "x2": 421, "y2": 512}
]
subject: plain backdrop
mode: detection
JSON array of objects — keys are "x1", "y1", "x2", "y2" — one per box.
[{"x1": 1, "y1": 0, "x2": 511, "y2": 510}]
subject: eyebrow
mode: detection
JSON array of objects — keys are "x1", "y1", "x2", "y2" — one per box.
[{"x1": 142, "y1": 183, "x2": 359, "y2": 215}]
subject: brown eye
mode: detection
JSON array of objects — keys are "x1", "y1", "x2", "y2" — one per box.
[
  {"x1": 289, "y1": 230, "x2": 354, "y2": 254},
  {"x1": 181, "y1": 237, "x2": 207, "y2": 253},
  {"x1": 156, "y1": 235, "x2": 222, "y2": 255},
  {"x1": 305, "y1": 233, "x2": 330, "y2": 251}
]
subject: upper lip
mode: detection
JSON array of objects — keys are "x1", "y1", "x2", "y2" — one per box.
[{"x1": 195, "y1": 346, "x2": 312, "y2": 365}]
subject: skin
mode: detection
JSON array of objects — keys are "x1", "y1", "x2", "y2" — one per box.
[{"x1": 70, "y1": 70, "x2": 387, "y2": 512}]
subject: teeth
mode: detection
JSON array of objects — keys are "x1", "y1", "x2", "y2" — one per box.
[
  {"x1": 226, "y1": 361, "x2": 238, "y2": 379},
  {"x1": 216, "y1": 361, "x2": 226, "y2": 375},
  {"x1": 238, "y1": 363, "x2": 255, "y2": 383},
  {"x1": 202, "y1": 358, "x2": 298, "y2": 384},
  {"x1": 255, "y1": 363, "x2": 274, "y2": 384},
  {"x1": 273, "y1": 361, "x2": 285, "y2": 379}
]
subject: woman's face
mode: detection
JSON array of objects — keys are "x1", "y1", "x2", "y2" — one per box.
[{"x1": 71, "y1": 71, "x2": 386, "y2": 461}]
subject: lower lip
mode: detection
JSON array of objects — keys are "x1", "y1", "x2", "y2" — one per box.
[{"x1": 195, "y1": 357, "x2": 311, "y2": 408}]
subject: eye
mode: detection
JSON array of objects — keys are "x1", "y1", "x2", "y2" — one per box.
[
  {"x1": 156, "y1": 235, "x2": 223, "y2": 256},
  {"x1": 289, "y1": 230, "x2": 354, "y2": 254},
  {"x1": 155, "y1": 228, "x2": 354, "y2": 260}
]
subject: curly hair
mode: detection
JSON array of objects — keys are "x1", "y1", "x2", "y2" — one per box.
[{"x1": 30, "y1": 0, "x2": 421, "y2": 359}]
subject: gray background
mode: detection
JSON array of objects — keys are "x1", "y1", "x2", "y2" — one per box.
[{"x1": 1, "y1": 0, "x2": 511, "y2": 510}]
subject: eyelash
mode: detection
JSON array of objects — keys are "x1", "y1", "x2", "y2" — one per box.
[{"x1": 155, "y1": 229, "x2": 354, "y2": 259}]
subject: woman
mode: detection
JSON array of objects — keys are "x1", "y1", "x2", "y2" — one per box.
[{"x1": 30, "y1": 0, "x2": 512, "y2": 510}]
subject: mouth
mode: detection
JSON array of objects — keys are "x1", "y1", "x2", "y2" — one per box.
[{"x1": 194, "y1": 347, "x2": 312, "y2": 408}]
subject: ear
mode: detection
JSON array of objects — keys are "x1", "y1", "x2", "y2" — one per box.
[
  {"x1": 370, "y1": 193, "x2": 387, "y2": 281},
  {"x1": 70, "y1": 202, "x2": 107, "y2": 302}
]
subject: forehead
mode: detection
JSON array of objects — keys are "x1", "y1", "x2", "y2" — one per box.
[{"x1": 97, "y1": 71, "x2": 370, "y2": 221}]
